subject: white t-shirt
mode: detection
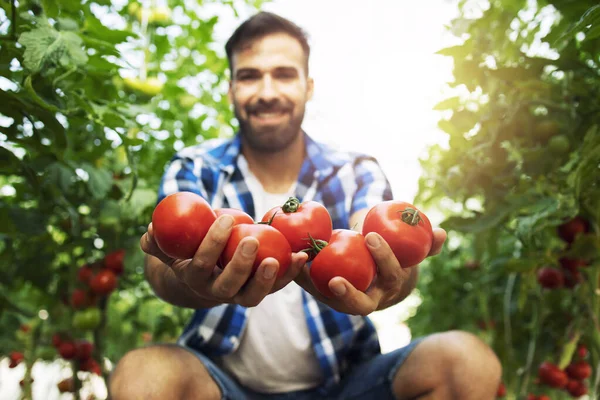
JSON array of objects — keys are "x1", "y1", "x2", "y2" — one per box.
[{"x1": 216, "y1": 155, "x2": 324, "y2": 393}]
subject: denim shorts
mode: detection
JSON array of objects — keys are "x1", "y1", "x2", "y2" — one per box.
[{"x1": 182, "y1": 337, "x2": 424, "y2": 400}]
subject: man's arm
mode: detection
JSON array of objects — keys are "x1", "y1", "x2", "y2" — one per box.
[{"x1": 144, "y1": 255, "x2": 222, "y2": 309}]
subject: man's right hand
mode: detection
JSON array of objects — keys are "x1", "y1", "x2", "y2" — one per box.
[{"x1": 140, "y1": 214, "x2": 308, "y2": 308}]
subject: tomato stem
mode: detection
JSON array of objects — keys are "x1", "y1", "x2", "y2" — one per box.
[
  {"x1": 258, "y1": 210, "x2": 278, "y2": 225},
  {"x1": 301, "y1": 233, "x2": 328, "y2": 261},
  {"x1": 398, "y1": 207, "x2": 423, "y2": 226},
  {"x1": 282, "y1": 197, "x2": 301, "y2": 213}
]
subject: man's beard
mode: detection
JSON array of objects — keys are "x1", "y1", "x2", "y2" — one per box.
[{"x1": 234, "y1": 99, "x2": 305, "y2": 154}]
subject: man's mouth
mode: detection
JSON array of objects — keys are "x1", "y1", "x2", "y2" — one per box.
[{"x1": 250, "y1": 110, "x2": 289, "y2": 124}]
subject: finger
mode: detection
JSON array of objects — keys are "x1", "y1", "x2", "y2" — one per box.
[
  {"x1": 272, "y1": 252, "x2": 308, "y2": 292},
  {"x1": 428, "y1": 228, "x2": 447, "y2": 256},
  {"x1": 181, "y1": 215, "x2": 235, "y2": 285},
  {"x1": 328, "y1": 277, "x2": 379, "y2": 316},
  {"x1": 210, "y1": 237, "x2": 258, "y2": 300},
  {"x1": 140, "y1": 223, "x2": 175, "y2": 266},
  {"x1": 234, "y1": 257, "x2": 279, "y2": 307},
  {"x1": 364, "y1": 232, "x2": 410, "y2": 284}
]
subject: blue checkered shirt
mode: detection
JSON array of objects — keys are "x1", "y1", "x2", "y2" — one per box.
[{"x1": 158, "y1": 132, "x2": 393, "y2": 391}]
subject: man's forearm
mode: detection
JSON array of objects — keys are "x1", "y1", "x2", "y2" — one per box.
[{"x1": 144, "y1": 255, "x2": 222, "y2": 309}]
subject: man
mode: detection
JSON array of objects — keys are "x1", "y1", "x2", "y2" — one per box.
[{"x1": 109, "y1": 11, "x2": 501, "y2": 400}]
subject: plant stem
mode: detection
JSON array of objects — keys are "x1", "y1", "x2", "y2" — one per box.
[
  {"x1": 93, "y1": 296, "x2": 111, "y2": 388},
  {"x1": 503, "y1": 273, "x2": 517, "y2": 370}
]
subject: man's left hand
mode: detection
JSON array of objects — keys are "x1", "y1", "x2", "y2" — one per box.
[{"x1": 294, "y1": 228, "x2": 447, "y2": 316}]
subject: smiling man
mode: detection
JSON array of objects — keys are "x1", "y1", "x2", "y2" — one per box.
[{"x1": 109, "y1": 12, "x2": 502, "y2": 400}]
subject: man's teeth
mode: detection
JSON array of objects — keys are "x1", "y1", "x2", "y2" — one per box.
[{"x1": 256, "y1": 112, "x2": 283, "y2": 117}]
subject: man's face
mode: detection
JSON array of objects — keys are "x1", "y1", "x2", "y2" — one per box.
[{"x1": 228, "y1": 33, "x2": 313, "y2": 153}]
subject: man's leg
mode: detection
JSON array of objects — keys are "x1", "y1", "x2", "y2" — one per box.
[
  {"x1": 109, "y1": 344, "x2": 222, "y2": 400},
  {"x1": 392, "y1": 331, "x2": 502, "y2": 400}
]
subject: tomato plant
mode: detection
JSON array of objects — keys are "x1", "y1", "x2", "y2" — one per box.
[
  {"x1": 152, "y1": 192, "x2": 217, "y2": 260},
  {"x1": 362, "y1": 201, "x2": 433, "y2": 268},
  {"x1": 215, "y1": 208, "x2": 255, "y2": 225},
  {"x1": 309, "y1": 229, "x2": 377, "y2": 298},
  {"x1": 220, "y1": 224, "x2": 292, "y2": 280},
  {"x1": 89, "y1": 270, "x2": 118, "y2": 295},
  {"x1": 262, "y1": 197, "x2": 333, "y2": 254}
]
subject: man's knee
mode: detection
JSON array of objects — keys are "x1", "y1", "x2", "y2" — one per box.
[
  {"x1": 109, "y1": 345, "x2": 221, "y2": 400},
  {"x1": 434, "y1": 330, "x2": 502, "y2": 383}
]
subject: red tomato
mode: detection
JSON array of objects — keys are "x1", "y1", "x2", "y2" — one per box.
[
  {"x1": 57, "y1": 378, "x2": 75, "y2": 393},
  {"x1": 362, "y1": 201, "x2": 433, "y2": 268},
  {"x1": 80, "y1": 358, "x2": 102, "y2": 375},
  {"x1": 566, "y1": 380, "x2": 588, "y2": 397},
  {"x1": 496, "y1": 382, "x2": 506, "y2": 397},
  {"x1": 152, "y1": 192, "x2": 217, "y2": 259},
  {"x1": 215, "y1": 208, "x2": 255, "y2": 225},
  {"x1": 89, "y1": 270, "x2": 118, "y2": 295},
  {"x1": 52, "y1": 333, "x2": 62, "y2": 348},
  {"x1": 564, "y1": 269, "x2": 583, "y2": 288},
  {"x1": 576, "y1": 344, "x2": 588, "y2": 359},
  {"x1": 104, "y1": 249, "x2": 125, "y2": 275},
  {"x1": 538, "y1": 361, "x2": 568, "y2": 388},
  {"x1": 536, "y1": 267, "x2": 564, "y2": 289},
  {"x1": 76, "y1": 340, "x2": 94, "y2": 361},
  {"x1": 70, "y1": 289, "x2": 91, "y2": 309},
  {"x1": 220, "y1": 224, "x2": 292, "y2": 280},
  {"x1": 558, "y1": 216, "x2": 588, "y2": 243},
  {"x1": 262, "y1": 197, "x2": 332, "y2": 254},
  {"x1": 9, "y1": 351, "x2": 24, "y2": 368},
  {"x1": 559, "y1": 257, "x2": 587, "y2": 272},
  {"x1": 537, "y1": 396, "x2": 550, "y2": 400},
  {"x1": 309, "y1": 229, "x2": 377, "y2": 298},
  {"x1": 58, "y1": 341, "x2": 78, "y2": 360},
  {"x1": 565, "y1": 361, "x2": 592, "y2": 380},
  {"x1": 526, "y1": 395, "x2": 537, "y2": 400},
  {"x1": 77, "y1": 265, "x2": 94, "y2": 284}
]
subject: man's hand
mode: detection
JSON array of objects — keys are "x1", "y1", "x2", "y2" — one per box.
[
  {"x1": 141, "y1": 215, "x2": 308, "y2": 308},
  {"x1": 294, "y1": 228, "x2": 447, "y2": 316}
]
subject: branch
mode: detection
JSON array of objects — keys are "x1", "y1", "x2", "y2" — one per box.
[{"x1": 0, "y1": 290, "x2": 36, "y2": 318}]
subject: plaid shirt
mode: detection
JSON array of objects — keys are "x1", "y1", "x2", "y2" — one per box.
[{"x1": 158, "y1": 132, "x2": 393, "y2": 391}]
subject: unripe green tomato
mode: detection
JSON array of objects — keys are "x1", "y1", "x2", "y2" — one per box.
[
  {"x1": 548, "y1": 134, "x2": 570, "y2": 155},
  {"x1": 73, "y1": 308, "x2": 101, "y2": 331}
]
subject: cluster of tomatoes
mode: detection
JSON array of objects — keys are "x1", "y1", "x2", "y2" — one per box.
[
  {"x1": 52, "y1": 335, "x2": 102, "y2": 376},
  {"x1": 68, "y1": 249, "x2": 124, "y2": 330},
  {"x1": 535, "y1": 344, "x2": 591, "y2": 398},
  {"x1": 152, "y1": 192, "x2": 433, "y2": 298},
  {"x1": 537, "y1": 216, "x2": 590, "y2": 289}
]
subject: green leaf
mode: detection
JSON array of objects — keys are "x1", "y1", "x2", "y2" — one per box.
[
  {"x1": 433, "y1": 96, "x2": 462, "y2": 111},
  {"x1": 8, "y1": 207, "x2": 47, "y2": 236},
  {"x1": 18, "y1": 25, "x2": 88, "y2": 73},
  {"x1": 441, "y1": 198, "x2": 531, "y2": 233},
  {"x1": 46, "y1": 162, "x2": 75, "y2": 192},
  {"x1": 81, "y1": 164, "x2": 112, "y2": 199},
  {"x1": 558, "y1": 331, "x2": 581, "y2": 369},
  {"x1": 41, "y1": 0, "x2": 58, "y2": 17},
  {"x1": 0, "y1": 146, "x2": 21, "y2": 173}
]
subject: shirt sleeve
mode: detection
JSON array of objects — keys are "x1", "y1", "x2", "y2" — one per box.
[
  {"x1": 157, "y1": 151, "x2": 210, "y2": 205},
  {"x1": 350, "y1": 156, "x2": 393, "y2": 216}
]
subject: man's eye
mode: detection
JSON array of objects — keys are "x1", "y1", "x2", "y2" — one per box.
[{"x1": 238, "y1": 74, "x2": 258, "y2": 81}]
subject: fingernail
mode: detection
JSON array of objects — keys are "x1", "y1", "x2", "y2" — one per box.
[
  {"x1": 366, "y1": 234, "x2": 380, "y2": 248},
  {"x1": 331, "y1": 282, "x2": 346, "y2": 296},
  {"x1": 242, "y1": 240, "x2": 257, "y2": 256},
  {"x1": 219, "y1": 215, "x2": 234, "y2": 228},
  {"x1": 263, "y1": 264, "x2": 276, "y2": 279}
]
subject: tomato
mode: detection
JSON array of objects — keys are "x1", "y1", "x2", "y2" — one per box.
[
  {"x1": 57, "y1": 378, "x2": 75, "y2": 393},
  {"x1": 152, "y1": 192, "x2": 217, "y2": 260},
  {"x1": 123, "y1": 76, "x2": 164, "y2": 96},
  {"x1": 559, "y1": 257, "x2": 587, "y2": 272},
  {"x1": 496, "y1": 382, "x2": 506, "y2": 397},
  {"x1": 526, "y1": 395, "x2": 537, "y2": 400},
  {"x1": 565, "y1": 361, "x2": 591, "y2": 380},
  {"x1": 548, "y1": 134, "x2": 570, "y2": 155},
  {"x1": 76, "y1": 340, "x2": 94, "y2": 361},
  {"x1": 215, "y1": 208, "x2": 254, "y2": 225},
  {"x1": 9, "y1": 351, "x2": 24, "y2": 368},
  {"x1": 52, "y1": 333, "x2": 62, "y2": 348},
  {"x1": 80, "y1": 358, "x2": 102, "y2": 375},
  {"x1": 536, "y1": 267, "x2": 564, "y2": 289},
  {"x1": 558, "y1": 216, "x2": 588, "y2": 243},
  {"x1": 262, "y1": 197, "x2": 332, "y2": 254},
  {"x1": 362, "y1": 201, "x2": 433, "y2": 268},
  {"x1": 464, "y1": 260, "x2": 480, "y2": 270},
  {"x1": 577, "y1": 344, "x2": 588, "y2": 359},
  {"x1": 19, "y1": 324, "x2": 30, "y2": 333},
  {"x1": 77, "y1": 265, "x2": 93, "y2": 284},
  {"x1": 89, "y1": 270, "x2": 118, "y2": 295},
  {"x1": 73, "y1": 308, "x2": 102, "y2": 331},
  {"x1": 104, "y1": 249, "x2": 125, "y2": 275},
  {"x1": 309, "y1": 229, "x2": 377, "y2": 298},
  {"x1": 58, "y1": 341, "x2": 78, "y2": 360},
  {"x1": 538, "y1": 361, "x2": 568, "y2": 388},
  {"x1": 71, "y1": 288, "x2": 93, "y2": 309},
  {"x1": 220, "y1": 224, "x2": 292, "y2": 280},
  {"x1": 537, "y1": 396, "x2": 550, "y2": 400},
  {"x1": 566, "y1": 380, "x2": 588, "y2": 397}
]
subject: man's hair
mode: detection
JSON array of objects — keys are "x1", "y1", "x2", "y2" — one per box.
[{"x1": 225, "y1": 11, "x2": 310, "y2": 75}]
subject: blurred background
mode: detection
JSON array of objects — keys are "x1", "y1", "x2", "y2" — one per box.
[{"x1": 1, "y1": 0, "x2": 599, "y2": 399}]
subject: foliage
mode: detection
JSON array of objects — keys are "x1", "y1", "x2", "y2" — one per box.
[
  {"x1": 0, "y1": 0, "x2": 263, "y2": 397},
  {"x1": 412, "y1": 0, "x2": 600, "y2": 398}
]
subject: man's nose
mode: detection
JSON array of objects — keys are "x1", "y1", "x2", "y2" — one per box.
[{"x1": 258, "y1": 75, "x2": 277, "y2": 101}]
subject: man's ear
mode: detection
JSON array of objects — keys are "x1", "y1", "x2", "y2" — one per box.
[
  {"x1": 227, "y1": 80, "x2": 234, "y2": 104},
  {"x1": 306, "y1": 77, "x2": 314, "y2": 101}
]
